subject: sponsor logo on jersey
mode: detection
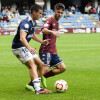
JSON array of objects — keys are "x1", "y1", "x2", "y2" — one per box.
[
  {"x1": 42, "y1": 54, "x2": 45, "y2": 56},
  {"x1": 27, "y1": 34, "x2": 33, "y2": 38},
  {"x1": 42, "y1": 58, "x2": 45, "y2": 61}
]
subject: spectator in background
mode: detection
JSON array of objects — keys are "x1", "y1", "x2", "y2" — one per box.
[
  {"x1": 85, "y1": 3, "x2": 92, "y2": 14},
  {"x1": 96, "y1": 4, "x2": 100, "y2": 14},
  {"x1": 75, "y1": 5, "x2": 79, "y2": 12},
  {"x1": 1, "y1": 7, "x2": 4, "y2": 12},
  {"x1": 96, "y1": 4, "x2": 100, "y2": 27},
  {"x1": 0, "y1": 16, "x2": 3, "y2": 22},
  {"x1": 64, "y1": 10, "x2": 69, "y2": 18},
  {"x1": 2, "y1": 8, "x2": 7, "y2": 15},
  {"x1": 87, "y1": 3, "x2": 92, "y2": 14},
  {"x1": 6, "y1": 9, "x2": 10, "y2": 16},
  {"x1": 12, "y1": 3, "x2": 17, "y2": 14},
  {"x1": 91, "y1": 7, "x2": 96, "y2": 14},
  {"x1": 71, "y1": 5, "x2": 75, "y2": 14},
  {"x1": 68, "y1": 6, "x2": 71, "y2": 12},
  {"x1": 25, "y1": 6, "x2": 29, "y2": 14},
  {"x1": 22, "y1": 6, "x2": 26, "y2": 15},
  {"x1": 85, "y1": 5, "x2": 89, "y2": 13},
  {"x1": 8, "y1": 6, "x2": 11, "y2": 11},
  {"x1": 42, "y1": 10, "x2": 46, "y2": 17},
  {"x1": 4, "y1": 15, "x2": 9, "y2": 22},
  {"x1": 15, "y1": 10, "x2": 20, "y2": 17},
  {"x1": 9, "y1": 8, "x2": 14, "y2": 18}
]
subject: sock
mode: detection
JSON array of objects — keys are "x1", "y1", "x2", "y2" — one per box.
[
  {"x1": 44, "y1": 70, "x2": 55, "y2": 78},
  {"x1": 28, "y1": 78, "x2": 41, "y2": 86},
  {"x1": 32, "y1": 78, "x2": 41, "y2": 91},
  {"x1": 38, "y1": 77, "x2": 41, "y2": 82},
  {"x1": 28, "y1": 81, "x2": 33, "y2": 86}
]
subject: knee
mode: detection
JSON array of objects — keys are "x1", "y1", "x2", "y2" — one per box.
[
  {"x1": 61, "y1": 66, "x2": 66, "y2": 72},
  {"x1": 60, "y1": 65, "x2": 67, "y2": 73},
  {"x1": 39, "y1": 62, "x2": 44, "y2": 68},
  {"x1": 29, "y1": 64, "x2": 37, "y2": 70},
  {"x1": 43, "y1": 66, "x2": 49, "y2": 75}
]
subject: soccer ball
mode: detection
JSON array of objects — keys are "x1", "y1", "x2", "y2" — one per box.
[{"x1": 54, "y1": 80, "x2": 68, "y2": 93}]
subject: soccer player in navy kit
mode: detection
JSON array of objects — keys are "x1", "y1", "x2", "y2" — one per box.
[
  {"x1": 26, "y1": 3, "x2": 66, "y2": 90},
  {"x1": 12, "y1": 4, "x2": 52, "y2": 94}
]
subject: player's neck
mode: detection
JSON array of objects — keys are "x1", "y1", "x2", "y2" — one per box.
[
  {"x1": 53, "y1": 16, "x2": 59, "y2": 22},
  {"x1": 30, "y1": 14, "x2": 35, "y2": 22}
]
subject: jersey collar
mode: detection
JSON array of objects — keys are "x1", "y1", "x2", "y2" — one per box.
[
  {"x1": 28, "y1": 15, "x2": 35, "y2": 26},
  {"x1": 52, "y1": 17, "x2": 58, "y2": 23}
]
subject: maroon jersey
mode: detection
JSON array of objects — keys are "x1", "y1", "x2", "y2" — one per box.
[{"x1": 39, "y1": 17, "x2": 59, "y2": 55}]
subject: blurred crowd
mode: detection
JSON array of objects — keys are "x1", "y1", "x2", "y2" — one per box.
[
  {"x1": 85, "y1": 2, "x2": 100, "y2": 15},
  {"x1": 0, "y1": 2, "x2": 100, "y2": 23},
  {"x1": 0, "y1": 3, "x2": 30, "y2": 22}
]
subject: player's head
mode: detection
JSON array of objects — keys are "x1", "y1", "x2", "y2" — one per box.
[
  {"x1": 30, "y1": 4, "x2": 43, "y2": 20},
  {"x1": 54, "y1": 3, "x2": 65, "y2": 21}
]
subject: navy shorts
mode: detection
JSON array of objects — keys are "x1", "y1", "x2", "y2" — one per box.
[{"x1": 39, "y1": 53, "x2": 63, "y2": 67}]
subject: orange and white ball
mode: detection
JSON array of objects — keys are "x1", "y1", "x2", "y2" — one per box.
[{"x1": 54, "y1": 80, "x2": 68, "y2": 93}]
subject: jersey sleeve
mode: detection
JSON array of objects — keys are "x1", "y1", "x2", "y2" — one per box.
[
  {"x1": 42, "y1": 19, "x2": 51, "y2": 30},
  {"x1": 20, "y1": 22, "x2": 30, "y2": 32}
]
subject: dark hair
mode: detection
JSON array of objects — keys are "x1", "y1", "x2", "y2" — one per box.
[
  {"x1": 30, "y1": 4, "x2": 43, "y2": 14},
  {"x1": 54, "y1": 3, "x2": 65, "y2": 11}
]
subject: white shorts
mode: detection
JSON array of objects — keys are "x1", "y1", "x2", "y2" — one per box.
[{"x1": 12, "y1": 47, "x2": 38, "y2": 64}]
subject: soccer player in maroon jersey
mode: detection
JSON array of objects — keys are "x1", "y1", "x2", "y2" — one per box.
[{"x1": 25, "y1": 3, "x2": 66, "y2": 90}]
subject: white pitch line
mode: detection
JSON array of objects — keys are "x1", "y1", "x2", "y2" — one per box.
[
  {"x1": 58, "y1": 48, "x2": 100, "y2": 52},
  {"x1": 0, "y1": 48, "x2": 99, "y2": 55}
]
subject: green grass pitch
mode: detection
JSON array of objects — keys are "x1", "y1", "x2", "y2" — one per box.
[{"x1": 0, "y1": 33, "x2": 100, "y2": 100}]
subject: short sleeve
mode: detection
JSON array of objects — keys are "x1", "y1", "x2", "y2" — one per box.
[
  {"x1": 20, "y1": 22, "x2": 30, "y2": 32},
  {"x1": 42, "y1": 19, "x2": 51, "y2": 30}
]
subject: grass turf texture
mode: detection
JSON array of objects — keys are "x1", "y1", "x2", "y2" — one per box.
[{"x1": 0, "y1": 33, "x2": 100, "y2": 100}]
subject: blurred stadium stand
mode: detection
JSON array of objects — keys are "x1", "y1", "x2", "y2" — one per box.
[{"x1": 0, "y1": 9, "x2": 99, "y2": 31}]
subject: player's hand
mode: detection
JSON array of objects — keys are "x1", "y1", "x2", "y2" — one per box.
[
  {"x1": 41, "y1": 39, "x2": 51, "y2": 45},
  {"x1": 29, "y1": 48, "x2": 37, "y2": 54},
  {"x1": 52, "y1": 31, "x2": 60, "y2": 38}
]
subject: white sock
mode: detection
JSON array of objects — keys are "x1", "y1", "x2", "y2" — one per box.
[
  {"x1": 38, "y1": 77, "x2": 41, "y2": 82},
  {"x1": 32, "y1": 78, "x2": 41, "y2": 91}
]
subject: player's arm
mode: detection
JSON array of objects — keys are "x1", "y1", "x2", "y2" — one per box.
[
  {"x1": 32, "y1": 33, "x2": 49, "y2": 45},
  {"x1": 20, "y1": 31, "x2": 36, "y2": 54},
  {"x1": 42, "y1": 28, "x2": 60, "y2": 37}
]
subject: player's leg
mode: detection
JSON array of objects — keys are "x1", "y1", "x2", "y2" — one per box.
[
  {"x1": 25, "y1": 55, "x2": 52, "y2": 93},
  {"x1": 12, "y1": 47, "x2": 51, "y2": 94},
  {"x1": 43, "y1": 62, "x2": 66, "y2": 78},
  {"x1": 26, "y1": 53, "x2": 51, "y2": 88},
  {"x1": 41, "y1": 65, "x2": 49, "y2": 88},
  {"x1": 25, "y1": 56, "x2": 42, "y2": 91},
  {"x1": 39, "y1": 53, "x2": 51, "y2": 88},
  {"x1": 26, "y1": 56, "x2": 49, "y2": 87},
  {"x1": 25, "y1": 59, "x2": 41, "y2": 91},
  {"x1": 25, "y1": 60, "x2": 52, "y2": 94},
  {"x1": 99, "y1": 16, "x2": 100, "y2": 28},
  {"x1": 52, "y1": 62, "x2": 66, "y2": 74},
  {"x1": 42, "y1": 55, "x2": 66, "y2": 87}
]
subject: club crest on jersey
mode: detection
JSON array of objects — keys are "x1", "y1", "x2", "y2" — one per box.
[
  {"x1": 44, "y1": 23, "x2": 49, "y2": 27},
  {"x1": 24, "y1": 24, "x2": 29, "y2": 28}
]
